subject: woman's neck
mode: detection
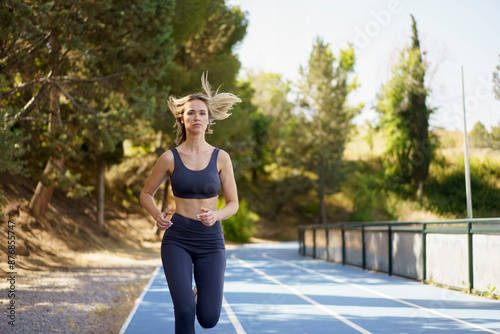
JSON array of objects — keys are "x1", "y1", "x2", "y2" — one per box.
[{"x1": 181, "y1": 135, "x2": 210, "y2": 153}]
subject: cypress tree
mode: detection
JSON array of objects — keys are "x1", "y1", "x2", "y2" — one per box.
[{"x1": 376, "y1": 15, "x2": 436, "y2": 202}]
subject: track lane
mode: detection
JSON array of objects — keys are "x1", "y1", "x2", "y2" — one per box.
[
  {"x1": 121, "y1": 242, "x2": 500, "y2": 333},
  {"x1": 226, "y1": 242, "x2": 500, "y2": 334}
]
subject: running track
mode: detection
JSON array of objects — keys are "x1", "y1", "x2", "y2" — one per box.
[{"x1": 120, "y1": 242, "x2": 500, "y2": 334}]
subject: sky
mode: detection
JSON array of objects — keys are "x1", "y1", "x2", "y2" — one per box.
[{"x1": 229, "y1": 0, "x2": 500, "y2": 132}]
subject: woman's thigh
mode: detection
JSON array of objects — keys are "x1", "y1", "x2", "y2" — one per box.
[{"x1": 193, "y1": 248, "x2": 226, "y2": 326}]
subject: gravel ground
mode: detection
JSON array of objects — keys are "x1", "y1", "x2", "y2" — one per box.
[{"x1": 1, "y1": 263, "x2": 159, "y2": 334}]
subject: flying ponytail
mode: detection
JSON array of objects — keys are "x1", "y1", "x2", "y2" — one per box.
[{"x1": 168, "y1": 73, "x2": 241, "y2": 145}]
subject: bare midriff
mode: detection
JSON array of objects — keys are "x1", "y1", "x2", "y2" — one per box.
[{"x1": 173, "y1": 196, "x2": 219, "y2": 221}]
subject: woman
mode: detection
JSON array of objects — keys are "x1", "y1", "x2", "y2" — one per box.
[{"x1": 140, "y1": 73, "x2": 240, "y2": 333}]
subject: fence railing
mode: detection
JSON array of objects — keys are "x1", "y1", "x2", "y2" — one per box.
[{"x1": 298, "y1": 218, "x2": 500, "y2": 294}]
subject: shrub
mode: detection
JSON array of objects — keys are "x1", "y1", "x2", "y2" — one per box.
[
  {"x1": 219, "y1": 199, "x2": 258, "y2": 243},
  {"x1": 425, "y1": 156, "x2": 500, "y2": 216}
]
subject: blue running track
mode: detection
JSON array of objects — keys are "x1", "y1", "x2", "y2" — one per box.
[{"x1": 120, "y1": 242, "x2": 500, "y2": 334}]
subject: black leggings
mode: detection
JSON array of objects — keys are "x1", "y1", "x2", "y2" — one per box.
[{"x1": 161, "y1": 213, "x2": 226, "y2": 334}]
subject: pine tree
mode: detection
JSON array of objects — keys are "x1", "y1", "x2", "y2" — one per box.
[
  {"x1": 0, "y1": 0, "x2": 176, "y2": 218},
  {"x1": 293, "y1": 37, "x2": 361, "y2": 224}
]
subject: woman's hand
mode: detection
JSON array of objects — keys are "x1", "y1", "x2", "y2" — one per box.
[
  {"x1": 155, "y1": 211, "x2": 173, "y2": 230},
  {"x1": 197, "y1": 207, "x2": 219, "y2": 226}
]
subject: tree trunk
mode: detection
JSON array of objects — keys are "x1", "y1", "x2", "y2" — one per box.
[
  {"x1": 96, "y1": 157, "x2": 106, "y2": 227},
  {"x1": 29, "y1": 156, "x2": 65, "y2": 216},
  {"x1": 417, "y1": 180, "x2": 423, "y2": 204},
  {"x1": 319, "y1": 191, "x2": 327, "y2": 224},
  {"x1": 29, "y1": 84, "x2": 63, "y2": 217}
]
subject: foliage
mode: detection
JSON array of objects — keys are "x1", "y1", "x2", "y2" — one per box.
[
  {"x1": 166, "y1": 0, "x2": 247, "y2": 96},
  {"x1": 470, "y1": 122, "x2": 490, "y2": 148},
  {"x1": 342, "y1": 161, "x2": 389, "y2": 221},
  {"x1": 291, "y1": 37, "x2": 361, "y2": 223},
  {"x1": 220, "y1": 72, "x2": 314, "y2": 220},
  {"x1": 483, "y1": 284, "x2": 498, "y2": 300},
  {"x1": 424, "y1": 156, "x2": 500, "y2": 216},
  {"x1": 152, "y1": 0, "x2": 248, "y2": 140},
  {"x1": 0, "y1": 0, "x2": 176, "y2": 208},
  {"x1": 375, "y1": 15, "x2": 437, "y2": 201},
  {"x1": 209, "y1": 78, "x2": 259, "y2": 180},
  {"x1": 0, "y1": 0, "x2": 248, "y2": 218},
  {"x1": 247, "y1": 71, "x2": 295, "y2": 160},
  {"x1": 106, "y1": 153, "x2": 158, "y2": 208},
  {"x1": 0, "y1": 117, "x2": 27, "y2": 175},
  {"x1": 470, "y1": 121, "x2": 500, "y2": 150},
  {"x1": 492, "y1": 126, "x2": 500, "y2": 150},
  {"x1": 255, "y1": 173, "x2": 314, "y2": 220},
  {"x1": 2, "y1": 2, "x2": 499, "y2": 234},
  {"x1": 219, "y1": 199, "x2": 258, "y2": 243}
]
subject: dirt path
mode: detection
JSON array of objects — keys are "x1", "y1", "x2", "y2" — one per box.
[{"x1": 1, "y1": 243, "x2": 161, "y2": 334}]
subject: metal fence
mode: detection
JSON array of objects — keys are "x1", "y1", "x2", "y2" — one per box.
[{"x1": 298, "y1": 218, "x2": 500, "y2": 294}]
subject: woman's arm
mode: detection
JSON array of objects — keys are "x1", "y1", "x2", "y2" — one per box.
[
  {"x1": 198, "y1": 150, "x2": 239, "y2": 225},
  {"x1": 140, "y1": 151, "x2": 174, "y2": 230}
]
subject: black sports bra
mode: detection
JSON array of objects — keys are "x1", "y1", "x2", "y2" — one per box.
[{"x1": 170, "y1": 148, "x2": 221, "y2": 199}]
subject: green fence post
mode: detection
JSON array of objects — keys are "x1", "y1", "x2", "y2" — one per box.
[
  {"x1": 468, "y1": 222, "x2": 474, "y2": 293},
  {"x1": 362, "y1": 225, "x2": 366, "y2": 270},
  {"x1": 326, "y1": 226, "x2": 330, "y2": 261},
  {"x1": 422, "y1": 223, "x2": 426, "y2": 283},
  {"x1": 388, "y1": 224, "x2": 392, "y2": 276},
  {"x1": 313, "y1": 228, "x2": 317, "y2": 259},
  {"x1": 342, "y1": 225, "x2": 346, "y2": 265},
  {"x1": 298, "y1": 228, "x2": 303, "y2": 255}
]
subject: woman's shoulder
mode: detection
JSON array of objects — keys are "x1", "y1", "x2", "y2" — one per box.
[
  {"x1": 215, "y1": 148, "x2": 233, "y2": 166},
  {"x1": 214, "y1": 147, "x2": 228, "y2": 157},
  {"x1": 158, "y1": 149, "x2": 175, "y2": 164}
]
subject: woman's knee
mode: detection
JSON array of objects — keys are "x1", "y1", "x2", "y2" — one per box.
[
  {"x1": 197, "y1": 313, "x2": 220, "y2": 329},
  {"x1": 175, "y1": 304, "x2": 195, "y2": 323}
]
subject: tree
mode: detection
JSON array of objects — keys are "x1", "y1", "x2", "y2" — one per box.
[
  {"x1": 0, "y1": 0, "x2": 176, "y2": 218},
  {"x1": 470, "y1": 121, "x2": 490, "y2": 148},
  {"x1": 157, "y1": 1, "x2": 248, "y2": 146},
  {"x1": 491, "y1": 125, "x2": 500, "y2": 150},
  {"x1": 248, "y1": 72, "x2": 294, "y2": 164},
  {"x1": 210, "y1": 78, "x2": 258, "y2": 180},
  {"x1": 237, "y1": 71, "x2": 295, "y2": 184},
  {"x1": 292, "y1": 37, "x2": 361, "y2": 224},
  {"x1": 376, "y1": 15, "x2": 436, "y2": 202},
  {"x1": 165, "y1": 0, "x2": 248, "y2": 97}
]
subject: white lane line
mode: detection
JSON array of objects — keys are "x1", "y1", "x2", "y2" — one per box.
[
  {"x1": 119, "y1": 266, "x2": 161, "y2": 334},
  {"x1": 264, "y1": 253, "x2": 500, "y2": 334},
  {"x1": 222, "y1": 295, "x2": 247, "y2": 334},
  {"x1": 230, "y1": 253, "x2": 372, "y2": 334}
]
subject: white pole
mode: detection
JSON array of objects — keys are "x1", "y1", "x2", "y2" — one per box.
[{"x1": 461, "y1": 66, "x2": 473, "y2": 219}]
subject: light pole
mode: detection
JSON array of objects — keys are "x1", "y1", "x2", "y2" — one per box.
[{"x1": 461, "y1": 66, "x2": 473, "y2": 219}]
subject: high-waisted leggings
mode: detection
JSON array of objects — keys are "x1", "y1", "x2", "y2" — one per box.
[{"x1": 161, "y1": 213, "x2": 226, "y2": 334}]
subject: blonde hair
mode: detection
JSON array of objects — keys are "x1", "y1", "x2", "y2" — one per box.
[{"x1": 168, "y1": 73, "x2": 242, "y2": 145}]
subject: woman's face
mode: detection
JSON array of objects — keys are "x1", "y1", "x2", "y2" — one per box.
[{"x1": 181, "y1": 99, "x2": 210, "y2": 133}]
